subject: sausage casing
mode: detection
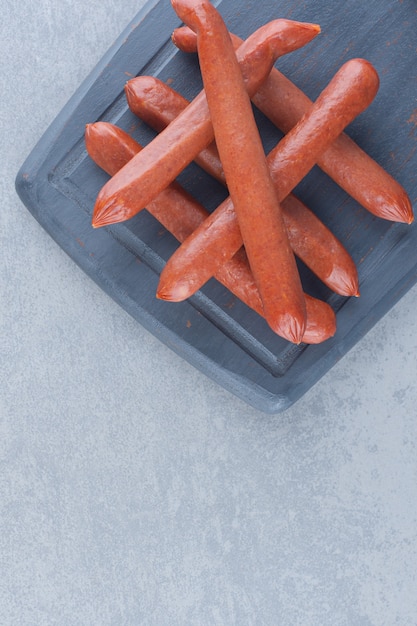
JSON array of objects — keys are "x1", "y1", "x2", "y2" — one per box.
[{"x1": 171, "y1": 0, "x2": 307, "y2": 342}]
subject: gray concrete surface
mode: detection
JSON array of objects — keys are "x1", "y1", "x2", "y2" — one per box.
[{"x1": 1, "y1": 1, "x2": 417, "y2": 624}]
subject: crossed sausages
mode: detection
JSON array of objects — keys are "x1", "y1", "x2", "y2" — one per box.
[{"x1": 86, "y1": 0, "x2": 413, "y2": 344}]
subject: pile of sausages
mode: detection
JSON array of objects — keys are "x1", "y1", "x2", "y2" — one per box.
[{"x1": 85, "y1": 0, "x2": 413, "y2": 345}]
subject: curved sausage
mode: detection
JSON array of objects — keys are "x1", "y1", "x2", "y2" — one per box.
[
  {"x1": 126, "y1": 75, "x2": 359, "y2": 297},
  {"x1": 85, "y1": 122, "x2": 336, "y2": 343},
  {"x1": 173, "y1": 25, "x2": 413, "y2": 224},
  {"x1": 91, "y1": 18, "x2": 321, "y2": 227},
  {"x1": 172, "y1": 0, "x2": 307, "y2": 342},
  {"x1": 157, "y1": 57, "x2": 379, "y2": 302}
]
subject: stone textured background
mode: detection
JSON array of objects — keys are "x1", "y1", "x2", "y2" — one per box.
[{"x1": 2, "y1": 0, "x2": 417, "y2": 624}]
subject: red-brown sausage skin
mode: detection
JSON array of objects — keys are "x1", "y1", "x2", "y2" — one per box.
[
  {"x1": 91, "y1": 18, "x2": 321, "y2": 227},
  {"x1": 171, "y1": 0, "x2": 308, "y2": 343},
  {"x1": 85, "y1": 122, "x2": 336, "y2": 344},
  {"x1": 126, "y1": 76, "x2": 359, "y2": 298},
  {"x1": 157, "y1": 57, "x2": 379, "y2": 303},
  {"x1": 172, "y1": 25, "x2": 413, "y2": 224},
  {"x1": 125, "y1": 77, "x2": 225, "y2": 185}
]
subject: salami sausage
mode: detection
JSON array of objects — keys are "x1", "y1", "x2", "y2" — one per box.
[
  {"x1": 173, "y1": 25, "x2": 413, "y2": 224},
  {"x1": 85, "y1": 122, "x2": 336, "y2": 343},
  {"x1": 91, "y1": 18, "x2": 320, "y2": 227},
  {"x1": 157, "y1": 56, "x2": 379, "y2": 302},
  {"x1": 126, "y1": 75, "x2": 359, "y2": 297},
  {"x1": 171, "y1": 0, "x2": 307, "y2": 342}
]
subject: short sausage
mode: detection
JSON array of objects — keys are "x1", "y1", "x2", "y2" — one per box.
[
  {"x1": 85, "y1": 121, "x2": 336, "y2": 343},
  {"x1": 157, "y1": 57, "x2": 379, "y2": 302},
  {"x1": 172, "y1": 25, "x2": 413, "y2": 224},
  {"x1": 91, "y1": 18, "x2": 321, "y2": 227}
]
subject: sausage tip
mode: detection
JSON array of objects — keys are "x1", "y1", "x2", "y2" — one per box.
[
  {"x1": 310, "y1": 23, "x2": 321, "y2": 34},
  {"x1": 156, "y1": 279, "x2": 193, "y2": 302},
  {"x1": 327, "y1": 267, "x2": 360, "y2": 297},
  {"x1": 266, "y1": 313, "x2": 306, "y2": 345},
  {"x1": 92, "y1": 196, "x2": 129, "y2": 228},
  {"x1": 379, "y1": 193, "x2": 414, "y2": 223}
]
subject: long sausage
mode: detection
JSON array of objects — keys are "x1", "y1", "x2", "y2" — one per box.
[
  {"x1": 157, "y1": 56, "x2": 380, "y2": 302},
  {"x1": 85, "y1": 122, "x2": 336, "y2": 343},
  {"x1": 172, "y1": 25, "x2": 413, "y2": 224},
  {"x1": 91, "y1": 18, "x2": 321, "y2": 227},
  {"x1": 171, "y1": 0, "x2": 307, "y2": 342},
  {"x1": 126, "y1": 75, "x2": 359, "y2": 297}
]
